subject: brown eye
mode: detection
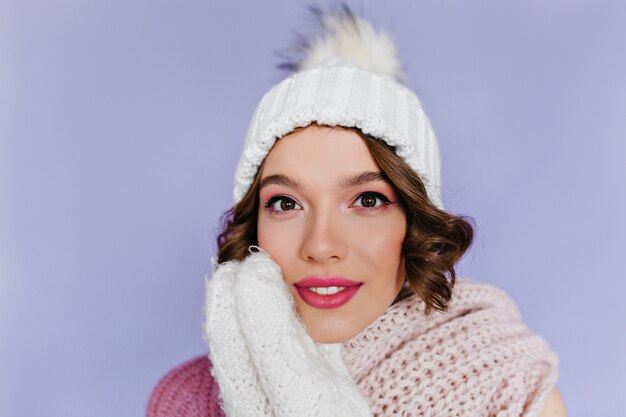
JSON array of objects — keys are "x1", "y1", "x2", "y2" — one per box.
[
  {"x1": 354, "y1": 192, "x2": 390, "y2": 209},
  {"x1": 280, "y1": 199, "x2": 296, "y2": 210},
  {"x1": 360, "y1": 193, "x2": 378, "y2": 208},
  {"x1": 265, "y1": 196, "x2": 302, "y2": 212}
]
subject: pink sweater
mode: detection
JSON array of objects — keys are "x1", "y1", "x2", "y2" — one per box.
[
  {"x1": 146, "y1": 355, "x2": 224, "y2": 417},
  {"x1": 146, "y1": 279, "x2": 559, "y2": 417}
]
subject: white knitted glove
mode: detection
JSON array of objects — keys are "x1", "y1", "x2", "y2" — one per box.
[{"x1": 204, "y1": 248, "x2": 373, "y2": 417}]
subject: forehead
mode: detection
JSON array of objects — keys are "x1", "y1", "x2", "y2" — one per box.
[{"x1": 261, "y1": 125, "x2": 379, "y2": 177}]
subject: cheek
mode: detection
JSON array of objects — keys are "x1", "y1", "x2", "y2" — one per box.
[
  {"x1": 257, "y1": 217, "x2": 300, "y2": 272},
  {"x1": 351, "y1": 214, "x2": 405, "y2": 264},
  {"x1": 354, "y1": 216, "x2": 406, "y2": 299}
]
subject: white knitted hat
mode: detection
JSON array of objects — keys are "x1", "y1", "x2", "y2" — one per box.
[{"x1": 233, "y1": 9, "x2": 444, "y2": 209}]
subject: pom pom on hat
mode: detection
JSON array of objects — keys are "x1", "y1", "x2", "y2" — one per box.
[{"x1": 290, "y1": 5, "x2": 404, "y2": 81}]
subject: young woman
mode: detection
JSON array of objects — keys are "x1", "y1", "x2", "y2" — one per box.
[{"x1": 147, "y1": 8, "x2": 566, "y2": 417}]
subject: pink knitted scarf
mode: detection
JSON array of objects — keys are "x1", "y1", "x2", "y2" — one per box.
[
  {"x1": 147, "y1": 278, "x2": 559, "y2": 417},
  {"x1": 340, "y1": 278, "x2": 559, "y2": 417}
]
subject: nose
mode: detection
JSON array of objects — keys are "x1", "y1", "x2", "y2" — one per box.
[{"x1": 299, "y1": 207, "x2": 348, "y2": 264}]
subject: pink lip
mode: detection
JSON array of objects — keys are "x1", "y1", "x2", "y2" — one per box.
[{"x1": 294, "y1": 276, "x2": 362, "y2": 309}]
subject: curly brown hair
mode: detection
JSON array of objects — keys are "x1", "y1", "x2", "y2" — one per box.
[{"x1": 216, "y1": 126, "x2": 474, "y2": 316}]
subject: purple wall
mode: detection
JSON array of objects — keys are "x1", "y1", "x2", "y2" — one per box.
[{"x1": 1, "y1": 1, "x2": 624, "y2": 416}]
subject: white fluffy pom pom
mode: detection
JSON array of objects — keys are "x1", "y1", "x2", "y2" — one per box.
[{"x1": 294, "y1": 7, "x2": 403, "y2": 81}]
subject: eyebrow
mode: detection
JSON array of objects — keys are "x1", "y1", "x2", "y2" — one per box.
[{"x1": 259, "y1": 171, "x2": 389, "y2": 191}]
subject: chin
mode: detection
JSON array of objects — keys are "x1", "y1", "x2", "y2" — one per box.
[
  {"x1": 306, "y1": 322, "x2": 362, "y2": 344},
  {"x1": 310, "y1": 333, "x2": 348, "y2": 344}
]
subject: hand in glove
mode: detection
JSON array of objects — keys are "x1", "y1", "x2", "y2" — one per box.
[{"x1": 204, "y1": 247, "x2": 373, "y2": 417}]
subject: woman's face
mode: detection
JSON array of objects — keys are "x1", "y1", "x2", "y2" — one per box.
[{"x1": 257, "y1": 124, "x2": 407, "y2": 343}]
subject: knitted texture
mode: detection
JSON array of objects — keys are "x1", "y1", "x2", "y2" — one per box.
[
  {"x1": 232, "y1": 62, "x2": 443, "y2": 209},
  {"x1": 146, "y1": 278, "x2": 558, "y2": 417},
  {"x1": 146, "y1": 356, "x2": 224, "y2": 417},
  {"x1": 341, "y1": 278, "x2": 560, "y2": 417}
]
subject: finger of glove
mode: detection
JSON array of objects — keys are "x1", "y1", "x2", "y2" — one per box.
[
  {"x1": 204, "y1": 261, "x2": 274, "y2": 417},
  {"x1": 234, "y1": 252, "x2": 371, "y2": 417}
]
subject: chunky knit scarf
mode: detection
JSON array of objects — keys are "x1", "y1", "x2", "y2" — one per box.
[
  {"x1": 147, "y1": 278, "x2": 559, "y2": 417},
  {"x1": 341, "y1": 278, "x2": 560, "y2": 417}
]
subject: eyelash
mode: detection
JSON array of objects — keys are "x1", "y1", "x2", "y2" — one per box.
[{"x1": 263, "y1": 192, "x2": 392, "y2": 215}]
